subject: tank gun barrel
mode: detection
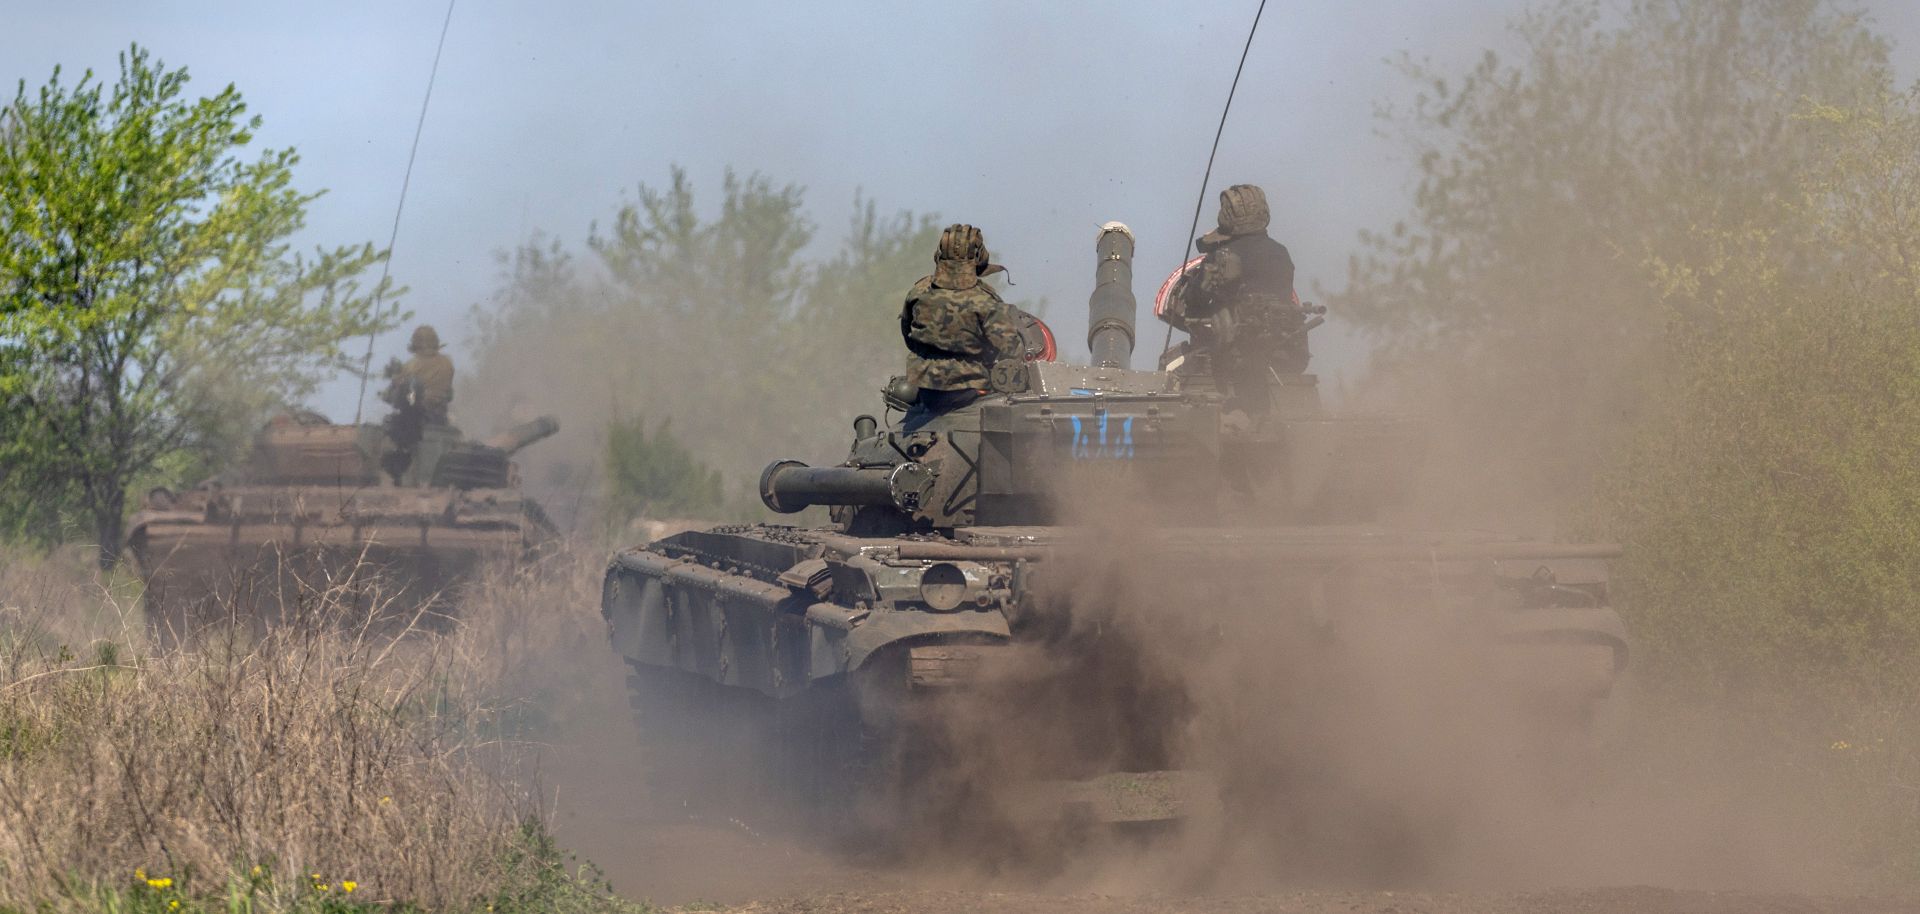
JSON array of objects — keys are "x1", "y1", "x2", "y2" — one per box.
[
  {"x1": 1087, "y1": 222, "x2": 1136, "y2": 368},
  {"x1": 482, "y1": 415, "x2": 559, "y2": 454},
  {"x1": 760, "y1": 460, "x2": 935, "y2": 515}
]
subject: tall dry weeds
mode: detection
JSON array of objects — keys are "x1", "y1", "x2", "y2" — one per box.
[{"x1": 0, "y1": 542, "x2": 631, "y2": 912}]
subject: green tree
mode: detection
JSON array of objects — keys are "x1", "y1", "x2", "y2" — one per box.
[
  {"x1": 0, "y1": 46, "x2": 395, "y2": 564},
  {"x1": 1602, "y1": 90, "x2": 1920, "y2": 703},
  {"x1": 1337, "y1": 0, "x2": 1889, "y2": 513},
  {"x1": 604, "y1": 415, "x2": 727, "y2": 524},
  {"x1": 462, "y1": 170, "x2": 955, "y2": 525}
]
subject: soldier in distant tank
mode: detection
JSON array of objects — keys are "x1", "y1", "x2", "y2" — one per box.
[
  {"x1": 393, "y1": 324, "x2": 455, "y2": 423},
  {"x1": 899, "y1": 224, "x2": 1028, "y2": 428},
  {"x1": 380, "y1": 324, "x2": 456, "y2": 482},
  {"x1": 1162, "y1": 184, "x2": 1306, "y2": 419}
]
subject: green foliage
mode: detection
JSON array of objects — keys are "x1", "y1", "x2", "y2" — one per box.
[
  {"x1": 22, "y1": 828, "x2": 659, "y2": 914},
  {"x1": 484, "y1": 819, "x2": 661, "y2": 914},
  {"x1": 604, "y1": 415, "x2": 727, "y2": 525},
  {"x1": 1351, "y1": 0, "x2": 1920, "y2": 879},
  {"x1": 1601, "y1": 91, "x2": 1920, "y2": 708},
  {"x1": 464, "y1": 168, "x2": 960, "y2": 522},
  {"x1": 1337, "y1": 0, "x2": 1890, "y2": 510},
  {"x1": 0, "y1": 45, "x2": 396, "y2": 563}
]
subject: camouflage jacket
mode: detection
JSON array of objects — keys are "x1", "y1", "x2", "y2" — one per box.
[{"x1": 900, "y1": 277, "x2": 1026, "y2": 391}]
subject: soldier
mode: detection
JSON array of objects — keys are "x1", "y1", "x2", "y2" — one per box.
[
  {"x1": 394, "y1": 324, "x2": 455, "y2": 424},
  {"x1": 1161, "y1": 184, "x2": 1306, "y2": 419},
  {"x1": 379, "y1": 324, "x2": 455, "y2": 482},
  {"x1": 899, "y1": 224, "x2": 1029, "y2": 429}
]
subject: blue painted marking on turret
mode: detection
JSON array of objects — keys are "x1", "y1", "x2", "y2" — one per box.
[{"x1": 1066, "y1": 413, "x2": 1137, "y2": 460}]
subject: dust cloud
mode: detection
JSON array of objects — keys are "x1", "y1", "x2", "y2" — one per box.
[{"x1": 439, "y1": 0, "x2": 1920, "y2": 905}]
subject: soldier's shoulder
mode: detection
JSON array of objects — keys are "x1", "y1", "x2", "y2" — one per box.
[
  {"x1": 1236, "y1": 232, "x2": 1290, "y2": 258},
  {"x1": 906, "y1": 275, "x2": 937, "y2": 299}
]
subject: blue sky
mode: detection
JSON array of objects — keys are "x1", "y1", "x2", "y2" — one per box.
[{"x1": 7, "y1": 1, "x2": 1919, "y2": 418}]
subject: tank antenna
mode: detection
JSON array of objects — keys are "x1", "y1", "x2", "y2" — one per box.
[
  {"x1": 1161, "y1": 0, "x2": 1269, "y2": 358},
  {"x1": 353, "y1": 0, "x2": 459, "y2": 424}
]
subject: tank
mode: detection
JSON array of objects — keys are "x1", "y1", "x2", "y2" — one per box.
[
  {"x1": 127, "y1": 411, "x2": 559, "y2": 637},
  {"x1": 601, "y1": 224, "x2": 1629, "y2": 837}
]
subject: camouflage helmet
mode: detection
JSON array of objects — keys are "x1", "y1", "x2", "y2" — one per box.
[
  {"x1": 408, "y1": 324, "x2": 441, "y2": 354},
  {"x1": 1215, "y1": 184, "x2": 1270, "y2": 236},
  {"x1": 931, "y1": 224, "x2": 1003, "y2": 290}
]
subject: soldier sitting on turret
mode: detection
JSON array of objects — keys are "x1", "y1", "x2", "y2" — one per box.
[
  {"x1": 380, "y1": 324, "x2": 455, "y2": 483},
  {"x1": 1160, "y1": 184, "x2": 1309, "y2": 422},
  {"x1": 898, "y1": 224, "x2": 1030, "y2": 430}
]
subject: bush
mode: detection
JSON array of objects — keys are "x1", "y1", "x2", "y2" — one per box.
[
  {"x1": 604, "y1": 415, "x2": 729, "y2": 528},
  {"x1": 0, "y1": 544, "x2": 641, "y2": 913}
]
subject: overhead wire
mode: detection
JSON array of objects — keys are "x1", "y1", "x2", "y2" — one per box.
[
  {"x1": 1161, "y1": 0, "x2": 1270, "y2": 359},
  {"x1": 353, "y1": 0, "x2": 459, "y2": 424}
]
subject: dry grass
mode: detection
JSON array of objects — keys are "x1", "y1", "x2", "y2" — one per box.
[{"x1": 0, "y1": 543, "x2": 642, "y2": 913}]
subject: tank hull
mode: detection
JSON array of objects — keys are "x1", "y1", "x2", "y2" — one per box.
[
  {"x1": 128, "y1": 483, "x2": 551, "y2": 638},
  {"x1": 601, "y1": 522, "x2": 1628, "y2": 830}
]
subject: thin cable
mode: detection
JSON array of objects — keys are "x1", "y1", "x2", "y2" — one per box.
[
  {"x1": 354, "y1": 0, "x2": 458, "y2": 423},
  {"x1": 1162, "y1": 0, "x2": 1269, "y2": 357}
]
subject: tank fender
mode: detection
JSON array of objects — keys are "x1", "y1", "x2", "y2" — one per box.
[
  {"x1": 603, "y1": 548, "x2": 810, "y2": 696},
  {"x1": 1494, "y1": 606, "x2": 1630, "y2": 702},
  {"x1": 834, "y1": 607, "x2": 1009, "y2": 677},
  {"x1": 802, "y1": 604, "x2": 1011, "y2": 682},
  {"x1": 1498, "y1": 606, "x2": 1629, "y2": 667}
]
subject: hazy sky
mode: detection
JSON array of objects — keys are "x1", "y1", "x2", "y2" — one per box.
[{"x1": 8, "y1": 1, "x2": 1920, "y2": 419}]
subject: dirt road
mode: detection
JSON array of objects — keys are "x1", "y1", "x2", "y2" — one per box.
[
  {"x1": 551, "y1": 766, "x2": 1920, "y2": 914},
  {"x1": 706, "y1": 888, "x2": 1918, "y2": 914},
  {"x1": 542, "y1": 669, "x2": 1919, "y2": 914}
]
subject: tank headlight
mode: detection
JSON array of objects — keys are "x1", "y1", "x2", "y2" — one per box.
[{"x1": 920, "y1": 561, "x2": 988, "y2": 611}]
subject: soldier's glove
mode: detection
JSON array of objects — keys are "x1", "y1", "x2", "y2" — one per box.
[{"x1": 988, "y1": 358, "x2": 1030, "y2": 394}]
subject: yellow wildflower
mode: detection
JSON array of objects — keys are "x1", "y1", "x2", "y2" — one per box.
[
  {"x1": 147, "y1": 877, "x2": 173, "y2": 890},
  {"x1": 318, "y1": 884, "x2": 331, "y2": 893},
  {"x1": 1831, "y1": 740, "x2": 1852, "y2": 751},
  {"x1": 250, "y1": 865, "x2": 263, "y2": 878},
  {"x1": 379, "y1": 796, "x2": 393, "y2": 806},
  {"x1": 342, "y1": 881, "x2": 357, "y2": 893},
  {"x1": 169, "y1": 902, "x2": 180, "y2": 910},
  {"x1": 134, "y1": 868, "x2": 147, "y2": 881}
]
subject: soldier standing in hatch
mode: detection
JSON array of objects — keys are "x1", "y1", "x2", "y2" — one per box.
[
  {"x1": 394, "y1": 324, "x2": 455, "y2": 424},
  {"x1": 899, "y1": 224, "x2": 1028, "y2": 429},
  {"x1": 1162, "y1": 184, "x2": 1306, "y2": 420},
  {"x1": 380, "y1": 324, "x2": 456, "y2": 482}
]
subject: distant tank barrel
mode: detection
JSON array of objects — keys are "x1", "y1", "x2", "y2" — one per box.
[
  {"x1": 482, "y1": 415, "x2": 560, "y2": 454},
  {"x1": 760, "y1": 459, "x2": 935, "y2": 514},
  {"x1": 1087, "y1": 221, "x2": 1136, "y2": 369}
]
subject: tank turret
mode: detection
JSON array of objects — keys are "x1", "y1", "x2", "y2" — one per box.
[{"x1": 423, "y1": 415, "x2": 561, "y2": 490}]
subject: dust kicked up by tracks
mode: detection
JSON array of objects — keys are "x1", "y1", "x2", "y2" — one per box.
[{"x1": 528, "y1": 521, "x2": 1915, "y2": 914}]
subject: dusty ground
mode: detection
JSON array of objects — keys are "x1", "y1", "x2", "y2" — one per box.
[
  {"x1": 545, "y1": 735, "x2": 1920, "y2": 914},
  {"x1": 705, "y1": 888, "x2": 1920, "y2": 914}
]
